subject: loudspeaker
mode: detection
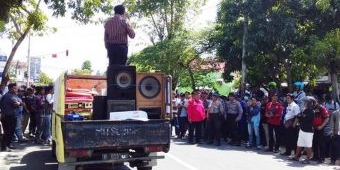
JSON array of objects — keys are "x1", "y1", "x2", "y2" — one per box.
[
  {"x1": 136, "y1": 73, "x2": 164, "y2": 110},
  {"x1": 107, "y1": 65, "x2": 136, "y2": 100},
  {"x1": 107, "y1": 100, "x2": 136, "y2": 114},
  {"x1": 92, "y1": 96, "x2": 107, "y2": 120}
]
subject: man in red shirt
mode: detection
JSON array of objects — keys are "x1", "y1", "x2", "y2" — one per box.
[
  {"x1": 311, "y1": 101, "x2": 329, "y2": 163},
  {"x1": 265, "y1": 93, "x2": 283, "y2": 153},
  {"x1": 187, "y1": 90, "x2": 206, "y2": 144},
  {"x1": 104, "y1": 5, "x2": 135, "y2": 66}
]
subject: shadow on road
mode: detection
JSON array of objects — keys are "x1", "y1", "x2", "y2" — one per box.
[
  {"x1": 7, "y1": 149, "x2": 133, "y2": 170},
  {"x1": 9, "y1": 150, "x2": 58, "y2": 170}
]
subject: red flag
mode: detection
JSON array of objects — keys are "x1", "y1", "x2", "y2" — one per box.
[{"x1": 52, "y1": 54, "x2": 57, "y2": 58}]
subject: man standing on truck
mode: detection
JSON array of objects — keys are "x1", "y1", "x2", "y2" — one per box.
[{"x1": 104, "y1": 4, "x2": 135, "y2": 66}]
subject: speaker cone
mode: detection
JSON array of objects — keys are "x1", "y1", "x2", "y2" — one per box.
[
  {"x1": 139, "y1": 76, "x2": 161, "y2": 99},
  {"x1": 116, "y1": 71, "x2": 132, "y2": 89}
]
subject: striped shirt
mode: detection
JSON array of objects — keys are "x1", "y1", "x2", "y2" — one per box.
[{"x1": 104, "y1": 14, "x2": 135, "y2": 44}]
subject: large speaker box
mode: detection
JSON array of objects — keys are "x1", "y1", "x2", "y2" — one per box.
[
  {"x1": 107, "y1": 65, "x2": 136, "y2": 100},
  {"x1": 107, "y1": 100, "x2": 136, "y2": 114},
  {"x1": 92, "y1": 96, "x2": 107, "y2": 120},
  {"x1": 136, "y1": 73, "x2": 165, "y2": 118}
]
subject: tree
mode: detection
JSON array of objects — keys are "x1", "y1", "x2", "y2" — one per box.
[
  {"x1": 39, "y1": 71, "x2": 53, "y2": 85},
  {"x1": 210, "y1": 0, "x2": 340, "y2": 91},
  {"x1": 81, "y1": 60, "x2": 92, "y2": 70},
  {"x1": 311, "y1": 30, "x2": 340, "y2": 100},
  {"x1": 0, "y1": 0, "x2": 23, "y2": 22},
  {"x1": 125, "y1": 0, "x2": 206, "y2": 42},
  {"x1": 73, "y1": 60, "x2": 92, "y2": 75},
  {"x1": 129, "y1": 33, "x2": 199, "y2": 89},
  {"x1": 0, "y1": 0, "x2": 47, "y2": 91},
  {"x1": 0, "y1": 0, "x2": 114, "y2": 90}
]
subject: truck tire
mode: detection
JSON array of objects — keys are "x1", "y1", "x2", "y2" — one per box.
[{"x1": 137, "y1": 167, "x2": 152, "y2": 170}]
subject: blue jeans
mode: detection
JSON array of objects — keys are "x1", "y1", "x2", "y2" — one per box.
[
  {"x1": 248, "y1": 122, "x2": 260, "y2": 147},
  {"x1": 42, "y1": 114, "x2": 51, "y2": 141},
  {"x1": 14, "y1": 114, "x2": 23, "y2": 140}
]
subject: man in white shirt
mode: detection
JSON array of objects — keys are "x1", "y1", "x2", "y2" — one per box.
[{"x1": 281, "y1": 93, "x2": 300, "y2": 156}]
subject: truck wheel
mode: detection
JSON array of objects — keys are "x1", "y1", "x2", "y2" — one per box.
[{"x1": 137, "y1": 167, "x2": 152, "y2": 170}]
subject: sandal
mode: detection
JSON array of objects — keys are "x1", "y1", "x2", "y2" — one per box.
[
  {"x1": 301, "y1": 159, "x2": 310, "y2": 164},
  {"x1": 288, "y1": 157, "x2": 299, "y2": 161}
]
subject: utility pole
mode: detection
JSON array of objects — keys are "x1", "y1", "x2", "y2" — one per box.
[{"x1": 27, "y1": 34, "x2": 31, "y2": 87}]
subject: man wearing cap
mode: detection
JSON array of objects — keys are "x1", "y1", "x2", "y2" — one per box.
[
  {"x1": 293, "y1": 82, "x2": 306, "y2": 112},
  {"x1": 207, "y1": 92, "x2": 224, "y2": 146},
  {"x1": 281, "y1": 93, "x2": 300, "y2": 156},
  {"x1": 265, "y1": 93, "x2": 283, "y2": 153},
  {"x1": 104, "y1": 4, "x2": 135, "y2": 66},
  {"x1": 290, "y1": 96, "x2": 316, "y2": 164}
]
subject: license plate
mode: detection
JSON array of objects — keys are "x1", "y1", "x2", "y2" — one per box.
[{"x1": 102, "y1": 153, "x2": 129, "y2": 160}]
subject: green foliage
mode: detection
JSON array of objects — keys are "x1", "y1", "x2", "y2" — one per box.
[
  {"x1": 129, "y1": 33, "x2": 199, "y2": 87},
  {"x1": 45, "y1": 0, "x2": 114, "y2": 24},
  {"x1": 73, "y1": 60, "x2": 93, "y2": 75},
  {"x1": 81, "y1": 60, "x2": 92, "y2": 70},
  {"x1": 310, "y1": 29, "x2": 340, "y2": 73},
  {"x1": 125, "y1": 0, "x2": 206, "y2": 41},
  {"x1": 0, "y1": 0, "x2": 23, "y2": 22},
  {"x1": 73, "y1": 69, "x2": 92, "y2": 75},
  {"x1": 39, "y1": 71, "x2": 53, "y2": 85},
  {"x1": 209, "y1": 0, "x2": 340, "y2": 88}
]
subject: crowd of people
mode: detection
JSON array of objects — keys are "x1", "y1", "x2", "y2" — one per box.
[
  {"x1": 172, "y1": 82, "x2": 340, "y2": 165},
  {"x1": 0, "y1": 83, "x2": 54, "y2": 152}
]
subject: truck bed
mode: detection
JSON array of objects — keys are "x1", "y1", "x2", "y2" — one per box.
[{"x1": 62, "y1": 119, "x2": 171, "y2": 150}]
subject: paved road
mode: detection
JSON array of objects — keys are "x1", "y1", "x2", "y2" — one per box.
[{"x1": 0, "y1": 138, "x2": 339, "y2": 170}]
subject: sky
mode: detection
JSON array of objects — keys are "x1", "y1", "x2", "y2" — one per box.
[{"x1": 0, "y1": 0, "x2": 221, "y2": 80}]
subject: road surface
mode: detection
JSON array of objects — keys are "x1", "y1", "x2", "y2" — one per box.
[{"x1": 0, "y1": 138, "x2": 339, "y2": 170}]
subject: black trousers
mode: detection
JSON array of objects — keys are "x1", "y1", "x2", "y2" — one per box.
[
  {"x1": 313, "y1": 129, "x2": 326, "y2": 160},
  {"x1": 1, "y1": 114, "x2": 17, "y2": 149},
  {"x1": 106, "y1": 43, "x2": 128, "y2": 66},
  {"x1": 284, "y1": 126, "x2": 298, "y2": 153},
  {"x1": 29, "y1": 111, "x2": 37, "y2": 134},
  {"x1": 268, "y1": 124, "x2": 281, "y2": 150},
  {"x1": 207, "y1": 113, "x2": 224, "y2": 143},
  {"x1": 178, "y1": 116, "x2": 188, "y2": 138},
  {"x1": 188, "y1": 121, "x2": 203, "y2": 143},
  {"x1": 226, "y1": 114, "x2": 240, "y2": 144},
  {"x1": 330, "y1": 135, "x2": 340, "y2": 162}
]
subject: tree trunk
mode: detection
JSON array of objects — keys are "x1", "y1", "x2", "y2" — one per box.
[
  {"x1": 286, "y1": 61, "x2": 292, "y2": 92},
  {"x1": 240, "y1": 16, "x2": 248, "y2": 95},
  {"x1": 0, "y1": 26, "x2": 31, "y2": 91},
  {"x1": 330, "y1": 71, "x2": 339, "y2": 101},
  {"x1": 188, "y1": 68, "x2": 195, "y2": 90}
]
